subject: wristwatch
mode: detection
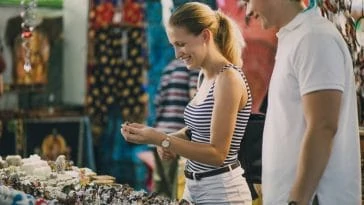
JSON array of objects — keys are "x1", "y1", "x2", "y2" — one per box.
[
  {"x1": 288, "y1": 201, "x2": 298, "y2": 205},
  {"x1": 161, "y1": 136, "x2": 171, "y2": 148}
]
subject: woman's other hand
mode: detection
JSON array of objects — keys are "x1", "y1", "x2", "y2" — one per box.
[
  {"x1": 156, "y1": 146, "x2": 177, "y2": 160},
  {"x1": 120, "y1": 122, "x2": 161, "y2": 145}
]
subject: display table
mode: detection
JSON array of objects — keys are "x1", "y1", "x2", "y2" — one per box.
[
  {"x1": 0, "y1": 155, "x2": 177, "y2": 204},
  {"x1": 0, "y1": 114, "x2": 96, "y2": 171}
]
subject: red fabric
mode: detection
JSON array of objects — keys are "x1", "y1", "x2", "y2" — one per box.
[
  {"x1": 137, "y1": 151, "x2": 155, "y2": 192},
  {"x1": 122, "y1": 0, "x2": 144, "y2": 26},
  {"x1": 218, "y1": 1, "x2": 277, "y2": 113},
  {"x1": 93, "y1": 2, "x2": 115, "y2": 28}
]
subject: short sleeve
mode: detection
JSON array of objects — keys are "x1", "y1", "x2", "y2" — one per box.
[{"x1": 292, "y1": 32, "x2": 346, "y2": 95}]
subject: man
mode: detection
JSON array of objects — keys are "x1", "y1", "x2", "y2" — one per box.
[{"x1": 245, "y1": 0, "x2": 361, "y2": 204}]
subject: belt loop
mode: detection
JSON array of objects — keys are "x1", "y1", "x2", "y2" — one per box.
[
  {"x1": 229, "y1": 164, "x2": 234, "y2": 176},
  {"x1": 193, "y1": 172, "x2": 196, "y2": 180}
]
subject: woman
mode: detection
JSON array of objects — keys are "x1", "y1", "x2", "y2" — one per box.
[{"x1": 121, "y1": 2, "x2": 252, "y2": 204}]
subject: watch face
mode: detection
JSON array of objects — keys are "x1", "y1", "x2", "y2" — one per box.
[
  {"x1": 162, "y1": 138, "x2": 170, "y2": 148},
  {"x1": 288, "y1": 201, "x2": 298, "y2": 205}
]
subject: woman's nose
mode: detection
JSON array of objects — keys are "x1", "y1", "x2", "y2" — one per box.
[{"x1": 174, "y1": 47, "x2": 182, "y2": 59}]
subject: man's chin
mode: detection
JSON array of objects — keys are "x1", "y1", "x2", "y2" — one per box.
[{"x1": 261, "y1": 21, "x2": 273, "y2": 30}]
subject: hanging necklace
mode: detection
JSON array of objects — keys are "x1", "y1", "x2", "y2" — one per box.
[{"x1": 20, "y1": 0, "x2": 38, "y2": 72}]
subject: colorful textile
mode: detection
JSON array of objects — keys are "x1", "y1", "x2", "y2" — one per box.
[
  {"x1": 173, "y1": 0, "x2": 217, "y2": 9},
  {"x1": 87, "y1": 25, "x2": 148, "y2": 135},
  {"x1": 5, "y1": 16, "x2": 63, "y2": 108},
  {"x1": 97, "y1": 107, "x2": 149, "y2": 190},
  {"x1": 145, "y1": 0, "x2": 175, "y2": 125},
  {"x1": 123, "y1": 0, "x2": 145, "y2": 26}
]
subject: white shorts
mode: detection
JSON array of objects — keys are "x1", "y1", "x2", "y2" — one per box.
[{"x1": 182, "y1": 166, "x2": 252, "y2": 205}]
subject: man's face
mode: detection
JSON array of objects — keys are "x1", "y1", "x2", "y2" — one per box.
[{"x1": 245, "y1": 0, "x2": 277, "y2": 29}]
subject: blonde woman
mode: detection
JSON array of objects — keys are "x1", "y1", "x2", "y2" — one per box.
[{"x1": 122, "y1": 2, "x2": 252, "y2": 204}]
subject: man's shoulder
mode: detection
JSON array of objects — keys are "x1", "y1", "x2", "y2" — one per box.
[{"x1": 299, "y1": 11, "x2": 341, "y2": 38}]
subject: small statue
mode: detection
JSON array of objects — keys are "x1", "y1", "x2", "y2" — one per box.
[{"x1": 55, "y1": 155, "x2": 66, "y2": 174}]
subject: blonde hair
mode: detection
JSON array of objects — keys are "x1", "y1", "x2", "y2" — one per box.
[{"x1": 169, "y1": 2, "x2": 245, "y2": 67}]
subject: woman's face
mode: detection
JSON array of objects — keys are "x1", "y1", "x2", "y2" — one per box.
[{"x1": 166, "y1": 25, "x2": 206, "y2": 69}]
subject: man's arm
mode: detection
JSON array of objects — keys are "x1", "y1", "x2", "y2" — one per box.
[{"x1": 289, "y1": 89, "x2": 342, "y2": 204}]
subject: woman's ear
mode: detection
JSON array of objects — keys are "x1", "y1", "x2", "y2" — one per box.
[{"x1": 201, "y1": 29, "x2": 211, "y2": 43}]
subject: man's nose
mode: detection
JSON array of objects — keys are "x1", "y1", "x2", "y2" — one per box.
[{"x1": 245, "y1": 2, "x2": 253, "y2": 17}]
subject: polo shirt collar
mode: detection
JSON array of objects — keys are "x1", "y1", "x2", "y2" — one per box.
[{"x1": 276, "y1": 8, "x2": 318, "y2": 38}]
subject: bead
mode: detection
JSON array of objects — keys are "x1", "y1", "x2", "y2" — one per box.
[
  {"x1": 21, "y1": 31, "x2": 32, "y2": 39},
  {"x1": 36, "y1": 198, "x2": 47, "y2": 205},
  {"x1": 24, "y1": 62, "x2": 32, "y2": 72}
]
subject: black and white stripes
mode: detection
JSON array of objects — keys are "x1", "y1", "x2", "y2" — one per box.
[{"x1": 184, "y1": 64, "x2": 252, "y2": 172}]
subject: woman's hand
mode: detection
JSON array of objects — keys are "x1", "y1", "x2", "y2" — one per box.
[
  {"x1": 120, "y1": 122, "x2": 162, "y2": 145},
  {"x1": 156, "y1": 146, "x2": 177, "y2": 161}
]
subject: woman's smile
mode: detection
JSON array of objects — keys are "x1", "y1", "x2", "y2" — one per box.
[{"x1": 181, "y1": 56, "x2": 192, "y2": 64}]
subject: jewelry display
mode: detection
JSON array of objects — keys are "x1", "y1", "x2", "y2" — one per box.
[{"x1": 0, "y1": 154, "x2": 179, "y2": 204}]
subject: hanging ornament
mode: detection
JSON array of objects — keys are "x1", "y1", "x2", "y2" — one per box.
[
  {"x1": 355, "y1": 0, "x2": 364, "y2": 46},
  {"x1": 20, "y1": 0, "x2": 39, "y2": 73},
  {"x1": 305, "y1": 0, "x2": 318, "y2": 11}
]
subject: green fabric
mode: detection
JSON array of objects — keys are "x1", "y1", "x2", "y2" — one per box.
[{"x1": 0, "y1": 0, "x2": 62, "y2": 8}]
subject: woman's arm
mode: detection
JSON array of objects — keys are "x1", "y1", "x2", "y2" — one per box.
[
  {"x1": 168, "y1": 126, "x2": 190, "y2": 140},
  {"x1": 155, "y1": 126, "x2": 191, "y2": 161},
  {"x1": 122, "y1": 69, "x2": 248, "y2": 166}
]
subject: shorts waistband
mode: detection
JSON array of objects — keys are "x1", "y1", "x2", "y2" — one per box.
[{"x1": 184, "y1": 161, "x2": 240, "y2": 180}]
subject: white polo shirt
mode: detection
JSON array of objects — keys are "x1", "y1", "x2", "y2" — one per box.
[{"x1": 262, "y1": 8, "x2": 361, "y2": 205}]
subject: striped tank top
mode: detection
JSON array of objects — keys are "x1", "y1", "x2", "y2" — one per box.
[{"x1": 184, "y1": 64, "x2": 252, "y2": 172}]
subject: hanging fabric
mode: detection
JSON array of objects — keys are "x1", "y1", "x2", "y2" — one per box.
[
  {"x1": 87, "y1": 25, "x2": 148, "y2": 131},
  {"x1": 145, "y1": 0, "x2": 175, "y2": 125},
  {"x1": 304, "y1": 0, "x2": 317, "y2": 11},
  {"x1": 172, "y1": 0, "x2": 217, "y2": 9},
  {"x1": 87, "y1": 0, "x2": 149, "y2": 135},
  {"x1": 356, "y1": 0, "x2": 364, "y2": 46},
  {"x1": 122, "y1": 0, "x2": 145, "y2": 26},
  {"x1": 87, "y1": 0, "x2": 150, "y2": 190}
]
